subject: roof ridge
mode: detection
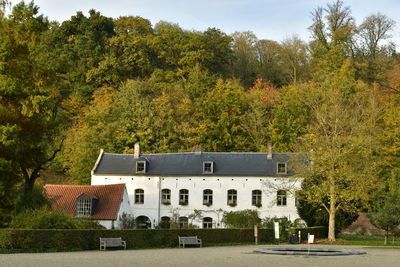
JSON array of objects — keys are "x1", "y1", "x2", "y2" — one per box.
[
  {"x1": 103, "y1": 151, "x2": 297, "y2": 155},
  {"x1": 45, "y1": 183, "x2": 125, "y2": 187}
]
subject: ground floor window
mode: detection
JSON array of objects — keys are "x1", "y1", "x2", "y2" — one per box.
[
  {"x1": 179, "y1": 216, "x2": 188, "y2": 228},
  {"x1": 203, "y1": 217, "x2": 213, "y2": 228},
  {"x1": 136, "y1": 215, "x2": 151, "y2": 229}
]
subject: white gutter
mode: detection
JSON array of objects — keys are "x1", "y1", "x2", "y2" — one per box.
[{"x1": 91, "y1": 149, "x2": 104, "y2": 176}]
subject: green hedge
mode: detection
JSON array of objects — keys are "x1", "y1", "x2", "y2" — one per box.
[
  {"x1": 0, "y1": 228, "x2": 275, "y2": 250},
  {"x1": 288, "y1": 226, "x2": 328, "y2": 242}
]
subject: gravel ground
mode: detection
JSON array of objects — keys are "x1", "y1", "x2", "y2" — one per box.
[{"x1": 0, "y1": 245, "x2": 399, "y2": 267}]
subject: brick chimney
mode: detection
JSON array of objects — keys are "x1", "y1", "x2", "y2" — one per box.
[
  {"x1": 134, "y1": 143, "x2": 140, "y2": 158},
  {"x1": 194, "y1": 144, "x2": 202, "y2": 154},
  {"x1": 267, "y1": 143, "x2": 272, "y2": 160}
]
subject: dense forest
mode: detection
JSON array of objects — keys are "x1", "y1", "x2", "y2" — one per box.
[{"x1": 1, "y1": 0, "x2": 400, "y2": 230}]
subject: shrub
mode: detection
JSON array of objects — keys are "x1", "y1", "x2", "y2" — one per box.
[
  {"x1": 222, "y1": 209, "x2": 261, "y2": 228},
  {"x1": 0, "y1": 228, "x2": 275, "y2": 250},
  {"x1": 9, "y1": 208, "x2": 104, "y2": 229},
  {"x1": 15, "y1": 185, "x2": 50, "y2": 213},
  {"x1": 118, "y1": 212, "x2": 136, "y2": 229}
]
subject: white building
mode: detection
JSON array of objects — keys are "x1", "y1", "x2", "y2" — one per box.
[{"x1": 91, "y1": 144, "x2": 301, "y2": 229}]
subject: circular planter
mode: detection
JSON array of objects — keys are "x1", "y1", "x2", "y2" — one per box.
[{"x1": 254, "y1": 247, "x2": 367, "y2": 256}]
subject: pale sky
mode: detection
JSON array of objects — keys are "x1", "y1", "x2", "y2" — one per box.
[{"x1": 25, "y1": 0, "x2": 400, "y2": 45}]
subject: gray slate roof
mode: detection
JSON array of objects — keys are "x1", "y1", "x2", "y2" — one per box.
[{"x1": 93, "y1": 152, "x2": 297, "y2": 176}]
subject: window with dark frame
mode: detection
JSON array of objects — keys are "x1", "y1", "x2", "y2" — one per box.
[
  {"x1": 203, "y1": 189, "x2": 213, "y2": 206},
  {"x1": 277, "y1": 162, "x2": 287, "y2": 174},
  {"x1": 227, "y1": 189, "x2": 237, "y2": 206},
  {"x1": 203, "y1": 161, "x2": 214, "y2": 174},
  {"x1": 161, "y1": 189, "x2": 171, "y2": 205},
  {"x1": 136, "y1": 161, "x2": 146, "y2": 173},
  {"x1": 179, "y1": 216, "x2": 188, "y2": 228},
  {"x1": 277, "y1": 190, "x2": 287, "y2": 206},
  {"x1": 76, "y1": 197, "x2": 91, "y2": 216},
  {"x1": 252, "y1": 190, "x2": 262, "y2": 207},
  {"x1": 135, "y1": 188, "x2": 144, "y2": 204},
  {"x1": 203, "y1": 217, "x2": 213, "y2": 228},
  {"x1": 179, "y1": 189, "x2": 189, "y2": 205}
]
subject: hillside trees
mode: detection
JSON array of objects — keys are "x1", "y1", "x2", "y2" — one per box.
[
  {"x1": 63, "y1": 69, "x2": 258, "y2": 183},
  {"x1": 86, "y1": 16, "x2": 156, "y2": 87},
  {"x1": 309, "y1": 0, "x2": 355, "y2": 77},
  {"x1": 47, "y1": 9, "x2": 115, "y2": 103}
]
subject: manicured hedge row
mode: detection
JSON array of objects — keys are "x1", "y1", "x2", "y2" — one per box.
[
  {"x1": 288, "y1": 226, "x2": 328, "y2": 242},
  {"x1": 0, "y1": 228, "x2": 275, "y2": 250}
]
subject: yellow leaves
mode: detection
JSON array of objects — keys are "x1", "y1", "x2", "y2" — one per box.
[
  {"x1": 20, "y1": 94, "x2": 50, "y2": 117},
  {"x1": 0, "y1": 123, "x2": 19, "y2": 147}
]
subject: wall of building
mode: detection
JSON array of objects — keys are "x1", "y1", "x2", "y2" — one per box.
[
  {"x1": 98, "y1": 220, "x2": 114, "y2": 229},
  {"x1": 92, "y1": 175, "x2": 301, "y2": 228},
  {"x1": 114, "y1": 188, "x2": 134, "y2": 229}
]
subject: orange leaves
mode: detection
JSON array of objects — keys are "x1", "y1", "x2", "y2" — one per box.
[{"x1": 248, "y1": 78, "x2": 280, "y2": 106}]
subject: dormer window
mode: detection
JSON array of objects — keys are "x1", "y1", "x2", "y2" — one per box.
[
  {"x1": 76, "y1": 193, "x2": 97, "y2": 217},
  {"x1": 203, "y1": 161, "x2": 214, "y2": 174},
  {"x1": 136, "y1": 161, "x2": 146, "y2": 173},
  {"x1": 277, "y1": 162, "x2": 287, "y2": 174}
]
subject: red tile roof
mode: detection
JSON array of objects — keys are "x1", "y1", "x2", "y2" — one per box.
[{"x1": 44, "y1": 184, "x2": 126, "y2": 220}]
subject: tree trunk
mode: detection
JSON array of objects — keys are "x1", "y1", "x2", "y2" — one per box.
[
  {"x1": 328, "y1": 177, "x2": 336, "y2": 242},
  {"x1": 328, "y1": 205, "x2": 336, "y2": 241},
  {"x1": 22, "y1": 167, "x2": 40, "y2": 195},
  {"x1": 384, "y1": 231, "x2": 388, "y2": 245}
]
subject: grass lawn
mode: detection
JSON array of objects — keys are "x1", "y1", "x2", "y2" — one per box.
[{"x1": 324, "y1": 234, "x2": 400, "y2": 246}]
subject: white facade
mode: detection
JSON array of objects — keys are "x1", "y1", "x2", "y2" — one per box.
[
  {"x1": 91, "y1": 174, "x2": 301, "y2": 228},
  {"x1": 97, "y1": 188, "x2": 133, "y2": 229}
]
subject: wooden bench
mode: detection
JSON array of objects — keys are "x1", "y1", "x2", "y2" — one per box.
[
  {"x1": 178, "y1": 236, "x2": 202, "y2": 248},
  {"x1": 99, "y1": 237, "x2": 126, "y2": 250}
]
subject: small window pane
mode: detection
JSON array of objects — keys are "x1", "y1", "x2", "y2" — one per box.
[
  {"x1": 135, "y1": 189, "x2": 144, "y2": 204},
  {"x1": 77, "y1": 198, "x2": 91, "y2": 216},
  {"x1": 203, "y1": 189, "x2": 213, "y2": 206},
  {"x1": 203, "y1": 217, "x2": 213, "y2": 228},
  {"x1": 252, "y1": 190, "x2": 262, "y2": 207},
  {"x1": 203, "y1": 161, "x2": 213, "y2": 173},
  {"x1": 277, "y1": 163, "x2": 287, "y2": 174},
  {"x1": 136, "y1": 161, "x2": 146, "y2": 173},
  {"x1": 179, "y1": 189, "x2": 189, "y2": 205},
  {"x1": 179, "y1": 216, "x2": 188, "y2": 228},
  {"x1": 162, "y1": 189, "x2": 171, "y2": 205},
  {"x1": 277, "y1": 190, "x2": 287, "y2": 206},
  {"x1": 227, "y1": 189, "x2": 237, "y2": 206}
]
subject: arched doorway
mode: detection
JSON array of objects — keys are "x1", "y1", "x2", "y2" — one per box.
[
  {"x1": 136, "y1": 215, "x2": 152, "y2": 229},
  {"x1": 159, "y1": 216, "x2": 171, "y2": 229},
  {"x1": 203, "y1": 217, "x2": 213, "y2": 228}
]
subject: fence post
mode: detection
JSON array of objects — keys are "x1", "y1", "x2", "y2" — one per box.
[{"x1": 254, "y1": 225, "x2": 258, "y2": 245}]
